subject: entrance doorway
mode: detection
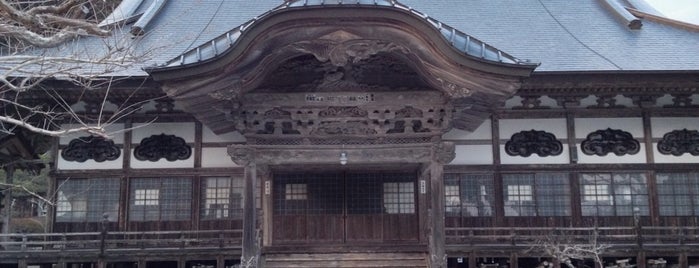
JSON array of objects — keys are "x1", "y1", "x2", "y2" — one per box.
[{"x1": 272, "y1": 172, "x2": 419, "y2": 244}]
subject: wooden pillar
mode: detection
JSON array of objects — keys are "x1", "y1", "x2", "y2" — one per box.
[
  {"x1": 259, "y1": 166, "x2": 273, "y2": 247},
  {"x1": 229, "y1": 146, "x2": 259, "y2": 267},
  {"x1": 18, "y1": 259, "x2": 28, "y2": 268},
  {"x1": 469, "y1": 252, "x2": 477, "y2": 268},
  {"x1": 429, "y1": 161, "x2": 446, "y2": 268},
  {"x1": 177, "y1": 258, "x2": 186, "y2": 268},
  {"x1": 56, "y1": 261, "x2": 67, "y2": 268},
  {"x1": 137, "y1": 260, "x2": 146, "y2": 268},
  {"x1": 242, "y1": 163, "x2": 258, "y2": 267},
  {"x1": 2, "y1": 165, "x2": 15, "y2": 235},
  {"x1": 637, "y1": 252, "x2": 646, "y2": 268},
  {"x1": 428, "y1": 142, "x2": 455, "y2": 268},
  {"x1": 97, "y1": 259, "x2": 106, "y2": 268},
  {"x1": 679, "y1": 252, "x2": 688, "y2": 268},
  {"x1": 509, "y1": 253, "x2": 519, "y2": 268},
  {"x1": 216, "y1": 256, "x2": 224, "y2": 268}
]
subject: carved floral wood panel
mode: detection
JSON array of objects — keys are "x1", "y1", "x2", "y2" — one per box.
[
  {"x1": 134, "y1": 134, "x2": 192, "y2": 162},
  {"x1": 61, "y1": 136, "x2": 121, "y2": 162},
  {"x1": 657, "y1": 129, "x2": 699, "y2": 156},
  {"x1": 581, "y1": 128, "x2": 640, "y2": 156},
  {"x1": 504, "y1": 130, "x2": 563, "y2": 157}
]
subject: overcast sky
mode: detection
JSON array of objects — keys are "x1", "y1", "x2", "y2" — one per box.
[{"x1": 644, "y1": 0, "x2": 699, "y2": 24}]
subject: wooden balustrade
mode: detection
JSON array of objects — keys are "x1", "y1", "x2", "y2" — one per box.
[
  {"x1": 0, "y1": 229, "x2": 243, "y2": 255},
  {"x1": 445, "y1": 226, "x2": 699, "y2": 250}
]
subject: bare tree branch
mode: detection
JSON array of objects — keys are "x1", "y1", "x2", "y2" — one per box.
[{"x1": 527, "y1": 229, "x2": 610, "y2": 268}]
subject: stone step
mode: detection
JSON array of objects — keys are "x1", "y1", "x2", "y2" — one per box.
[{"x1": 263, "y1": 253, "x2": 428, "y2": 268}]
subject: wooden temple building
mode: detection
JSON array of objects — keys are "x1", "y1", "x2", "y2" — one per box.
[{"x1": 2, "y1": 0, "x2": 699, "y2": 267}]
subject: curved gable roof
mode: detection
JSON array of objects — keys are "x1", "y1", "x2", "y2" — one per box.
[{"x1": 153, "y1": 0, "x2": 536, "y2": 72}]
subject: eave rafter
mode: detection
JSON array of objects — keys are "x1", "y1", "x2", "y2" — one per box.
[{"x1": 146, "y1": 3, "x2": 538, "y2": 135}]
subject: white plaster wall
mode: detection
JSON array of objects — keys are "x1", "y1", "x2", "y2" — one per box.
[
  {"x1": 578, "y1": 95, "x2": 596, "y2": 107},
  {"x1": 442, "y1": 120, "x2": 491, "y2": 140},
  {"x1": 59, "y1": 124, "x2": 125, "y2": 145},
  {"x1": 499, "y1": 118, "x2": 567, "y2": 139},
  {"x1": 130, "y1": 149, "x2": 195, "y2": 169},
  {"x1": 654, "y1": 94, "x2": 674, "y2": 107},
  {"x1": 576, "y1": 144, "x2": 647, "y2": 164},
  {"x1": 131, "y1": 122, "x2": 195, "y2": 143},
  {"x1": 202, "y1": 127, "x2": 246, "y2": 143},
  {"x1": 201, "y1": 147, "x2": 239, "y2": 168},
  {"x1": 575, "y1": 118, "x2": 644, "y2": 138},
  {"x1": 57, "y1": 149, "x2": 124, "y2": 170},
  {"x1": 614, "y1": 95, "x2": 634, "y2": 107},
  {"x1": 450, "y1": 145, "x2": 493, "y2": 165},
  {"x1": 504, "y1": 96, "x2": 522, "y2": 109},
  {"x1": 653, "y1": 143, "x2": 699, "y2": 164},
  {"x1": 500, "y1": 146, "x2": 570, "y2": 165},
  {"x1": 539, "y1": 96, "x2": 559, "y2": 108},
  {"x1": 650, "y1": 117, "x2": 699, "y2": 138}
]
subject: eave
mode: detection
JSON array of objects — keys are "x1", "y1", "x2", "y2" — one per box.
[{"x1": 145, "y1": 0, "x2": 539, "y2": 135}]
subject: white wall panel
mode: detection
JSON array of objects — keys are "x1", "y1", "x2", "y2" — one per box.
[
  {"x1": 59, "y1": 124, "x2": 125, "y2": 145},
  {"x1": 202, "y1": 127, "x2": 246, "y2": 143},
  {"x1": 201, "y1": 147, "x2": 239, "y2": 168},
  {"x1": 130, "y1": 149, "x2": 194, "y2": 168},
  {"x1": 450, "y1": 145, "x2": 493, "y2": 165},
  {"x1": 443, "y1": 120, "x2": 491, "y2": 140},
  {"x1": 576, "y1": 144, "x2": 647, "y2": 164},
  {"x1": 653, "y1": 143, "x2": 699, "y2": 164},
  {"x1": 132, "y1": 122, "x2": 195, "y2": 143},
  {"x1": 500, "y1": 146, "x2": 570, "y2": 165},
  {"x1": 499, "y1": 118, "x2": 567, "y2": 139},
  {"x1": 650, "y1": 117, "x2": 699, "y2": 138},
  {"x1": 575, "y1": 118, "x2": 643, "y2": 138},
  {"x1": 57, "y1": 149, "x2": 124, "y2": 170}
]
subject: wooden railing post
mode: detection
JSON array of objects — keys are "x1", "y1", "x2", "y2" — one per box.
[
  {"x1": 634, "y1": 207, "x2": 643, "y2": 248},
  {"x1": 21, "y1": 234, "x2": 27, "y2": 251}
]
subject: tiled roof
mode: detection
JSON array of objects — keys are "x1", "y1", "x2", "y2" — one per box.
[
  {"x1": 158, "y1": 0, "x2": 533, "y2": 70},
  {"x1": 7, "y1": 0, "x2": 699, "y2": 75}
]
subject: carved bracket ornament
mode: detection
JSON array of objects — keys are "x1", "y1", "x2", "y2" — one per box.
[
  {"x1": 433, "y1": 142, "x2": 456, "y2": 164},
  {"x1": 505, "y1": 130, "x2": 563, "y2": 157},
  {"x1": 581, "y1": 128, "x2": 640, "y2": 156},
  {"x1": 292, "y1": 39, "x2": 409, "y2": 68},
  {"x1": 133, "y1": 134, "x2": 192, "y2": 162},
  {"x1": 61, "y1": 136, "x2": 121, "y2": 162},
  {"x1": 657, "y1": 129, "x2": 699, "y2": 156}
]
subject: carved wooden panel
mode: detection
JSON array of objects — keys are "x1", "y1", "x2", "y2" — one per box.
[
  {"x1": 581, "y1": 128, "x2": 640, "y2": 156},
  {"x1": 657, "y1": 129, "x2": 699, "y2": 156},
  {"x1": 61, "y1": 136, "x2": 120, "y2": 162},
  {"x1": 504, "y1": 130, "x2": 563, "y2": 157},
  {"x1": 134, "y1": 134, "x2": 192, "y2": 161},
  {"x1": 229, "y1": 93, "x2": 451, "y2": 144}
]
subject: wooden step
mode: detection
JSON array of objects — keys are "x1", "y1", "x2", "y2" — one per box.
[{"x1": 263, "y1": 252, "x2": 428, "y2": 268}]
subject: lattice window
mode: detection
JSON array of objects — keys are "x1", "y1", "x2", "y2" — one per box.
[
  {"x1": 274, "y1": 173, "x2": 343, "y2": 215},
  {"x1": 134, "y1": 189, "x2": 159, "y2": 205},
  {"x1": 502, "y1": 173, "x2": 570, "y2": 217},
  {"x1": 444, "y1": 174, "x2": 494, "y2": 217},
  {"x1": 580, "y1": 173, "x2": 648, "y2": 216},
  {"x1": 383, "y1": 182, "x2": 415, "y2": 214},
  {"x1": 346, "y1": 173, "x2": 385, "y2": 214},
  {"x1": 56, "y1": 178, "x2": 120, "y2": 223},
  {"x1": 534, "y1": 173, "x2": 571, "y2": 216},
  {"x1": 583, "y1": 185, "x2": 610, "y2": 202},
  {"x1": 657, "y1": 172, "x2": 699, "y2": 216},
  {"x1": 503, "y1": 175, "x2": 536, "y2": 216},
  {"x1": 507, "y1": 185, "x2": 533, "y2": 202},
  {"x1": 201, "y1": 176, "x2": 244, "y2": 219},
  {"x1": 285, "y1": 184, "x2": 308, "y2": 200},
  {"x1": 129, "y1": 177, "x2": 192, "y2": 221}
]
